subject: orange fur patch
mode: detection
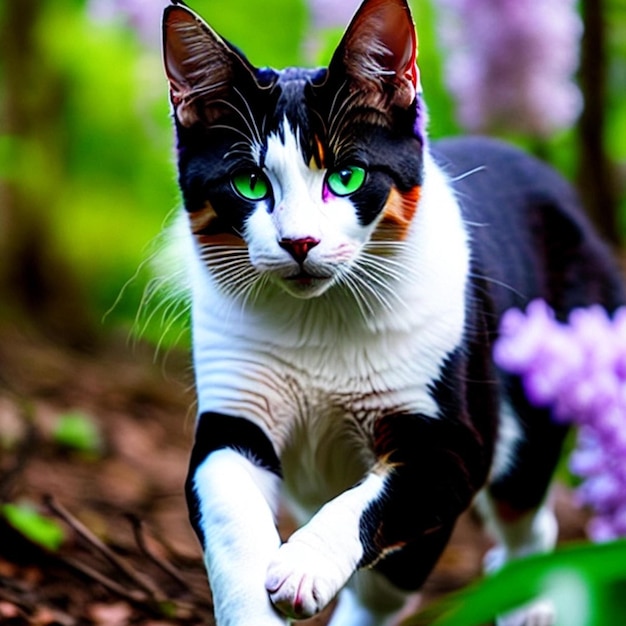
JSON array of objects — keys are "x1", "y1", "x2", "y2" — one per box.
[
  {"x1": 190, "y1": 202, "x2": 246, "y2": 247},
  {"x1": 310, "y1": 135, "x2": 327, "y2": 170},
  {"x1": 375, "y1": 186, "x2": 421, "y2": 241},
  {"x1": 199, "y1": 232, "x2": 247, "y2": 247},
  {"x1": 189, "y1": 201, "x2": 218, "y2": 235}
]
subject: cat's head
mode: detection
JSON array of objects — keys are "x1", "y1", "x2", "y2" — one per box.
[{"x1": 163, "y1": 0, "x2": 425, "y2": 301}]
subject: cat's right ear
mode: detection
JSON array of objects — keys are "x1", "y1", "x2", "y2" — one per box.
[
  {"x1": 328, "y1": 0, "x2": 419, "y2": 110},
  {"x1": 162, "y1": 5, "x2": 249, "y2": 127}
]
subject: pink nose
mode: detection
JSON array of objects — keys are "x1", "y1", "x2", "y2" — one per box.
[{"x1": 279, "y1": 237, "x2": 320, "y2": 264}]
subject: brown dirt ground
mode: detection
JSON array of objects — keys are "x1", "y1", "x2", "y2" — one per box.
[{"x1": 0, "y1": 325, "x2": 590, "y2": 626}]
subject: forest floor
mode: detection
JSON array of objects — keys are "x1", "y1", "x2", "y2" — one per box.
[{"x1": 0, "y1": 323, "x2": 590, "y2": 626}]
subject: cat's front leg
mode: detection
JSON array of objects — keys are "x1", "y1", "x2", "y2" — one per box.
[
  {"x1": 266, "y1": 412, "x2": 490, "y2": 623},
  {"x1": 186, "y1": 414, "x2": 286, "y2": 626},
  {"x1": 266, "y1": 472, "x2": 387, "y2": 620}
]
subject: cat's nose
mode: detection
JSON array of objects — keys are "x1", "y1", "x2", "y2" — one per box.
[{"x1": 279, "y1": 237, "x2": 320, "y2": 264}]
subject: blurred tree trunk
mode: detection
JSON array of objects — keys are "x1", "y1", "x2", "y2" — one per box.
[
  {"x1": 577, "y1": 0, "x2": 620, "y2": 246},
  {"x1": 0, "y1": 0, "x2": 94, "y2": 345}
]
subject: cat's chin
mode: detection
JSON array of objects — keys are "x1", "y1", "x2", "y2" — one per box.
[{"x1": 276, "y1": 275, "x2": 336, "y2": 299}]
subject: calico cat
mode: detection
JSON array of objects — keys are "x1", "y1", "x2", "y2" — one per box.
[{"x1": 162, "y1": 1, "x2": 624, "y2": 625}]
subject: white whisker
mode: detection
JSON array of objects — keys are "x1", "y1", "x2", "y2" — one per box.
[
  {"x1": 200, "y1": 245, "x2": 249, "y2": 257},
  {"x1": 132, "y1": 277, "x2": 191, "y2": 357},
  {"x1": 219, "y1": 270, "x2": 264, "y2": 322},
  {"x1": 224, "y1": 141, "x2": 255, "y2": 160},
  {"x1": 358, "y1": 252, "x2": 407, "y2": 281},
  {"x1": 450, "y1": 165, "x2": 487, "y2": 182},
  {"x1": 328, "y1": 83, "x2": 356, "y2": 136},
  {"x1": 152, "y1": 299, "x2": 192, "y2": 361},
  {"x1": 336, "y1": 270, "x2": 375, "y2": 324},
  {"x1": 202, "y1": 255, "x2": 251, "y2": 271},
  {"x1": 469, "y1": 271, "x2": 526, "y2": 298},
  {"x1": 210, "y1": 122, "x2": 255, "y2": 145},
  {"x1": 350, "y1": 267, "x2": 395, "y2": 314},
  {"x1": 233, "y1": 86, "x2": 264, "y2": 146},
  {"x1": 211, "y1": 89, "x2": 263, "y2": 151}
]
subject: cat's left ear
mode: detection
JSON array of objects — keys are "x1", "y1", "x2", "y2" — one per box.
[
  {"x1": 162, "y1": 4, "x2": 254, "y2": 127},
  {"x1": 329, "y1": 0, "x2": 419, "y2": 108}
]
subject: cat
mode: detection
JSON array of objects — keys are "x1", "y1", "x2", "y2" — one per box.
[{"x1": 161, "y1": 1, "x2": 625, "y2": 625}]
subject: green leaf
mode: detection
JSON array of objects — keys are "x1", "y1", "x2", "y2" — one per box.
[
  {"x1": 53, "y1": 412, "x2": 103, "y2": 455},
  {"x1": 402, "y1": 540, "x2": 626, "y2": 626},
  {"x1": 158, "y1": 600, "x2": 178, "y2": 619},
  {"x1": 2, "y1": 502, "x2": 65, "y2": 552}
]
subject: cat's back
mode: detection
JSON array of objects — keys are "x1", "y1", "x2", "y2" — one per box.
[
  {"x1": 431, "y1": 136, "x2": 581, "y2": 232},
  {"x1": 431, "y1": 136, "x2": 624, "y2": 316}
]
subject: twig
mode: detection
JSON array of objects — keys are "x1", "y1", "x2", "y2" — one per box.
[
  {"x1": 44, "y1": 495, "x2": 165, "y2": 601},
  {"x1": 0, "y1": 584, "x2": 33, "y2": 617},
  {"x1": 126, "y1": 514, "x2": 190, "y2": 591},
  {"x1": 61, "y1": 554, "x2": 201, "y2": 618},
  {"x1": 136, "y1": 513, "x2": 204, "y2": 570},
  {"x1": 127, "y1": 514, "x2": 213, "y2": 611},
  {"x1": 59, "y1": 555, "x2": 149, "y2": 606}
]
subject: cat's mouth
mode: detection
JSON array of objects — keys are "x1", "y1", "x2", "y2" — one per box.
[
  {"x1": 286, "y1": 270, "x2": 332, "y2": 285},
  {"x1": 279, "y1": 270, "x2": 335, "y2": 298}
]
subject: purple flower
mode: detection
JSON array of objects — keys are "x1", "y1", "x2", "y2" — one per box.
[
  {"x1": 587, "y1": 516, "x2": 619, "y2": 543},
  {"x1": 303, "y1": 0, "x2": 361, "y2": 63},
  {"x1": 88, "y1": 0, "x2": 169, "y2": 47},
  {"x1": 569, "y1": 446, "x2": 604, "y2": 477},
  {"x1": 494, "y1": 300, "x2": 558, "y2": 376},
  {"x1": 495, "y1": 300, "x2": 626, "y2": 540},
  {"x1": 306, "y1": 0, "x2": 361, "y2": 31},
  {"x1": 436, "y1": 0, "x2": 583, "y2": 137}
]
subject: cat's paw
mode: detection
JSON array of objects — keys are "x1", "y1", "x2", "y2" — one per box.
[
  {"x1": 496, "y1": 599, "x2": 556, "y2": 626},
  {"x1": 265, "y1": 540, "x2": 345, "y2": 620}
]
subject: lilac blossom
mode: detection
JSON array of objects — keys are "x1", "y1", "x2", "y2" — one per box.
[
  {"x1": 88, "y1": 0, "x2": 169, "y2": 47},
  {"x1": 436, "y1": 0, "x2": 583, "y2": 137},
  {"x1": 303, "y1": 0, "x2": 361, "y2": 63},
  {"x1": 306, "y1": 0, "x2": 360, "y2": 31},
  {"x1": 494, "y1": 300, "x2": 626, "y2": 541}
]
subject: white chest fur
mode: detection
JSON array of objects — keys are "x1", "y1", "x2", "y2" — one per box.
[{"x1": 189, "y1": 150, "x2": 470, "y2": 511}]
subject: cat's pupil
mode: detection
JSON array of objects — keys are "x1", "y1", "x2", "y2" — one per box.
[
  {"x1": 249, "y1": 173, "x2": 261, "y2": 191},
  {"x1": 339, "y1": 170, "x2": 353, "y2": 185},
  {"x1": 232, "y1": 169, "x2": 270, "y2": 201},
  {"x1": 326, "y1": 165, "x2": 366, "y2": 197}
]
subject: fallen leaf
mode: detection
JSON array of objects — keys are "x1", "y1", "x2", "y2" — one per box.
[
  {"x1": 87, "y1": 601, "x2": 133, "y2": 626},
  {"x1": 0, "y1": 602, "x2": 21, "y2": 619}
]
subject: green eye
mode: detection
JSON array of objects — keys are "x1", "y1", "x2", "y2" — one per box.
[
  {"x1": 231, "y1": 170, "x2": 271, "y2": 201},
  {"x1": 326, "y1": 165, "x2": 366, "y2": 196}
]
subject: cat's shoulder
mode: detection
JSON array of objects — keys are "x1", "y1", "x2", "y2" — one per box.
[{"x1": 429, "y1": 135, "x2": 584, "y2": 229}]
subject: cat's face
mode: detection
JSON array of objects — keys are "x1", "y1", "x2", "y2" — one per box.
[{"x1": 163, "y1": 0, "x2": 425, "y2": 300}]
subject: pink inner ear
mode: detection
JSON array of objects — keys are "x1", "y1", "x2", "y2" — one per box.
[
  {"x1": 163, "y1": 7, "x2": 199, "y2": 88},
  {"x1": 380, "y1": 4, "x2": 417, "y2": 84},
  {"x1": 342, "y1": 0, "x2": 419, "y2": 92},
  {"x1": 162, "y1": 5, "x2": 242, "y2": 126}
]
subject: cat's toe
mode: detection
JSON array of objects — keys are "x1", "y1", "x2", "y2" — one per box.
[
  {"x1": 265, "y1": 572, "x2": 319, "y2": 619},
  {"x1": 265, "y1": 542, "x2": 342, "y2": 619}
]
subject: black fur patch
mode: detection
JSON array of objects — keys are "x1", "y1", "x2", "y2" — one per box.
[
  {"x1": 359, "y1": 409, "x2": 488, "y2": 589},
  {"x1": 432, "y1": 137, "x2": 625, "y2": 318},
  {"x1": 358, "y1": 327, "x2": 498, "y2": 589},
  {"x1": 185, "y1": 412, "x2": 282, "y2": 546}
]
